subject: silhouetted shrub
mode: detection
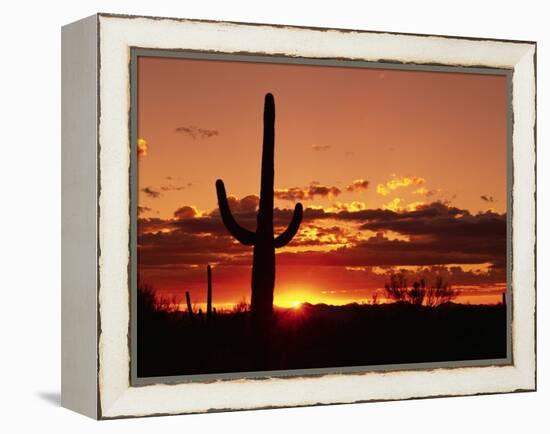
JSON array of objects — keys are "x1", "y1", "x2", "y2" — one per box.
[
  {"x1": 232, "y1": 297, "x2": 250, "y2": 314},
  {"x1": 384, "y1": 274, "x2": 458, "y2": 306},
  {"x1": 384, "y1": 274, "x2": 408, "y2": 302},
  {"x1": 407, "y1": 279, "x2": 426, "y2": 305},
  {"x1": 138, "y1": 284, "x2": 179, "y2": 314},
  {"x1": 138, "y1": 284, "x2": 157, "y2": 315},
  {"x1": 425, "y1": 276, "x2": 460, "y2": 307}
]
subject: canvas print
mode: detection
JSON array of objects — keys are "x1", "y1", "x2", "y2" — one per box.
[{"x1": 134, "y1": 54, "x2": 510, "y2": 380}]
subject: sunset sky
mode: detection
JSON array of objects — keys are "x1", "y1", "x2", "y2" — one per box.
[{"x1": 137, "y1": 55, "x2": 508, "y2": 308}]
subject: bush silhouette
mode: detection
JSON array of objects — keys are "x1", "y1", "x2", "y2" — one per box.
[
  {"x1": 384, "y1": 274, "x2": 459, "y2": 306},
  {"x1": 407, "y1": 280, "x2": 426, "y2": 306},
  {"x1": 384, "y1": 274, "x2": 408, "y2": 302},
  {"x1": 425, "y1": 276, "x2": 460, "y2": 307}
]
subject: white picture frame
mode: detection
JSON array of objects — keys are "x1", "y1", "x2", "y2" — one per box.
[{"x1": 61, "y1": 13, "x2": 536, "y2": 419}]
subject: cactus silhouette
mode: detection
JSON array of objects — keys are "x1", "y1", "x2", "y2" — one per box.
[
  {"x1": 185, "y1": 290, "x2": 194, "y2": 320},
  {"x1": 216, "y1": 93, "x2": 303, "y2": 330},
  {"x1": 206, "y1": 264, "x2": 213, "y2": 320}
]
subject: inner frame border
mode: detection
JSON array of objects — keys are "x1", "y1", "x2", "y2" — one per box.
[{"x1": 128, "y1": 48, "x2": 514, "y2": 387}]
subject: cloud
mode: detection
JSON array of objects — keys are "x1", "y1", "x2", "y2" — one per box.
[
  {"x1": 383, "y1": 198, "x2": 403, "y2": 212},
  {"x1": 175, "y1": 126, "x2": 219, "y2": 139},
  {"x1": 275, "y1": 184, "x2": 341, "y2": 202},
  {"x1": 173, "y1": 205, "x2": 199, "y2": 219},
  {"x1": 137, "y1": 138, "x2": 148, "y2": 157},
  {"x1": 357, "y1": 202, "x2": 506, "y2": 257},
  {"x1": 311, "y1": 144, "x2": 331, "y2": 151},
  {"x1": 138, "y1": 199, "x2": 506, "y2": 292},
  {"x1": 331, "y1": 201, "x2": 368, "y2": 212},
  {"x1": 480, "y1": 195, "x2": 495, "y2": 203},
  {"x1": 274, "y1": 187, "x2": 308, "y2": 201},
  {"x1": 308, "y1": 184, "x2": 341, "y2": 198},
  {"x1": 412, "y1": 187, "x2": 436, "y2": 197},
  {"x1": 376, "y1": 175, "x2": 425, "y2": 196},
  {"x1": 138, "y1": 217, "x2": 175, "y2": 234},
  {"x1": 346, "y1": 179, "x2": 370, "y2": 193},
  {"x1": 209, "y1": 195, "x2": 259, "y2": 214},
  {"x1": 383, "y1": 198, "x2": 425, "y2": 212},
  {"x1": 138, "y1": 206, "x2": 152, "y2": 214},
  {"x1": 137, "y1": 199, "x2": 507, "y2": 306},
  {"x1": 293, "y1": 224, "x2": 350, "y2": 247},
  {"x1": 161, "y1": 184, "x2": 187, "y2": 192},
  {"x1": 141, "y1": 187, "x2": 161, "y2": 199}
]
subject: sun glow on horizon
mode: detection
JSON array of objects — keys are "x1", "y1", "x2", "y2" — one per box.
[{"x1": 274, "y1": 287, "x2": 316, "y2": 308}]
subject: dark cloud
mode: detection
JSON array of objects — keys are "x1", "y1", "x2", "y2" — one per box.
[
  {"x1": 480, "y1": 195, "x2": 495, "y2": 203},
  {"x1": 139, "y1": 217, "x2": 175, "y2": 234},
  {"x1": 275, "y1": 184, "x2": 341, "y2": 201},
  {"x1": 311, "y1": 144, "x2": 331, "y2": 151},
  {"x1": 413, "y1": 187, "x2": 436, "y2": 197},
  {"x1": 138, "y1": 200, "x2": 506, "y2": 284},
  {"x1": 141, "y1": 187, "x2": 161, "y2": 199},
  {"x1": 161, "y1": 184, "x2": 186, "y2": 192},
  {"x1": 138, "y1": 206, "x2": 152, "y2": 214},
  {"x1": 225, "y1": 195, "x2": 259, "y2": 214},
  {"x1": 358, "y1": 202, "x2": 505, "y2": 239},
  {"x1": 175, "y1": 126, "x2": 219, "y2": 139},
  {"x1": 138, "y1": 230, "x2": 250, "y2": 269},
  {"x1": 346, "y1": 179, "x2": 370, "y2": 192},
  {"x1": 173, "y1": 206, "x2": 198, "y2": 219},
  {"x1": 274, "y1": 187, "x2": 308, "y2": 201}
]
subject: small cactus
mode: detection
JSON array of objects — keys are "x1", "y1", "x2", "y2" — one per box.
[
  {"x1": 185, "y1": 290, "x2": 194, "y2": 320},
  {"x1": 206, "y1": 264, "x2": 213, "y2": 320}
]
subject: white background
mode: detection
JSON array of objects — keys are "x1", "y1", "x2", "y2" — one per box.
[{"x1": 0, "y1": 0, "x2": 546, "y2": 432}]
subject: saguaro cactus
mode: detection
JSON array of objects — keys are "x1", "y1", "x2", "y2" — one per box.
[
  {"x1": 206, "y1": 264, "x2": 213, "y2": 320},
  {"x1": 185, "y1": 290, "x2": 194, "y2": 320},
  {"x1": 216, "y1": 93, "x2": 303, "y2": 329}
]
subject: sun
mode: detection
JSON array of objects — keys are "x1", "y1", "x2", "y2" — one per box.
[{"x1": 290, "y1": 300, "x2": 302, "y2": 309}]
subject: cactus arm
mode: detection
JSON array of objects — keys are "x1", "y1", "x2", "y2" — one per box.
[
  {"x1": 216, "y1": 179, "x2": 256, "y2": 245},
  {"x1": 274, "y1": 203, "x2": 303, "y2": 248}
]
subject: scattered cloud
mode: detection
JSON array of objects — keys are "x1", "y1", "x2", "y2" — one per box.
[
  {"x1": 141, "y1": 187, "x2": 161, "y2": 199},
  {"x1": 383, "y1": 198, "x2": 402, "y2": 212},
  {"x1": 412, "y1": 186, "x2": 436, "y2": 197},
  {"x1": 311, "y1": 144, "x2": 331, "y2": 151},
  {"x1": 175, "y1": 126, "x2": 219, "y2": 139},
  {"x1": 376, "y1": 175, "x2": 425, "y2": 196},
  {"x1": 173, "y1": 205, "x2": 199, "y2": 219},
  {"x1": 137, "y1": 138, "x2": 148, "y2": 157},
  {"x1": 222, "y1": 195, "x2": 260, "y2": 214},
  {"x1": 382, "y1": 198, "x2": 423, "y2": 212},
  {"x1": 331, "y1": 201, "x2": 368, "y2": 212},
  {"x1": 161, "y1": 184, "x2": 187, "y2": 192},
  {"x1": 275, "y1": 184, "x2": 341, "y2": 201},
  {"x1": 481, "y1": 195, "x2": 495, "y2": 203},
  {"x1": 346, "y1": 179, "x2": 370, "y2": 193},
  {"x1": 138, "y1": 206, "x2": 152, "y2": 214}
]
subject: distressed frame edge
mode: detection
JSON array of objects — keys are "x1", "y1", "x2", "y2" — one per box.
[
  {"x1": 61, "y1": 13, "x2": 100, "y2": 420},
  {"x1": 94, "y1": 11, "x2": 536, "y2": 46},
  {"x1": 95, "y1": 14, "x2": 537, "y2": 419}
]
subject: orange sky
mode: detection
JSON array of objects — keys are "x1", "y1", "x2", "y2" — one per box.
[{"x1": 136, "y1": 55, "x2": 508, "y2": 307}]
